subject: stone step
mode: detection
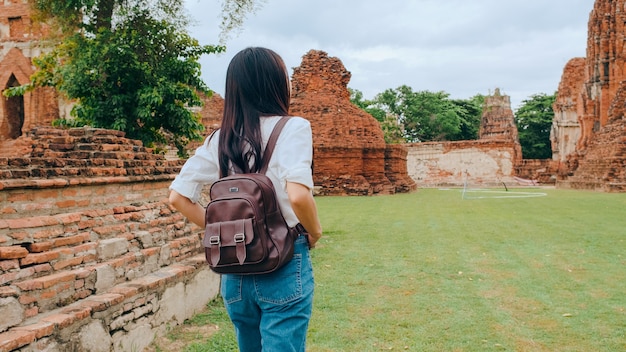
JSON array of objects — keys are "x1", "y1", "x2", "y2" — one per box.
[{"x1": 0, "y1": 255, "x2": 216, "y2": 352}]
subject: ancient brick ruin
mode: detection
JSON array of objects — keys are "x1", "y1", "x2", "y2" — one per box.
[
  {"x1": 289, "y1": 50, "x2": 416, "y2": 195},
  {"x1": 551, "y1": 0, "x2": 626, "y2": 192},
  {"x1": 407, "y1": 89, "x2": 524, "y2": 186},
  {"x1": 551, "y1": 58, "x2": 586, "y2": 163},
  {"x1": 0, "y1": 127, "x2": 219, "y2": 351},
  {"x1": 0, "y1": 0, "x2": 60, "y2": 154}
]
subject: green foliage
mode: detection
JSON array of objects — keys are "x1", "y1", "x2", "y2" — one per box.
[
  {"x1": 349, "y1": 88, "x2": 386, "y2": 122},
  {"x1": 349, "y1": 88, "x2": 403, "y2": 143},
  {"x1": 370, "y1": 86, "x2": 482, "y2": 142},
  {"x1": 14, "y1": 0, "x2": 233, "y2": 157},
  {"x1": 350, "y1": 87, "x2": 483, "y2": 143},
  {"x1": 450, "y1": 94, "x2": 484, "y2": 141},
  {"x1": 515, "y1": 93, "x2": 556, "y2": 159}
]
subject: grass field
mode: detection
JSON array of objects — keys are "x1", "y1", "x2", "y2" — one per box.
[{"x1": 151, "y1": 188, "x2": 626, "y2": 352}]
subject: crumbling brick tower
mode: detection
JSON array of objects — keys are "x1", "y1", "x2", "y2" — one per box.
[
  {"x1": 0, "y1": 0, "x2": 58, "y2": 152},
  {"x1": 479, "y1": 88, "x2": 523, "y2": 164},
  {"x1": 553, "y1": 0, "x2": 626, "y2": 191},
  {"x1": 289, "y1": 50, "x2": 416, "y2": 195}
]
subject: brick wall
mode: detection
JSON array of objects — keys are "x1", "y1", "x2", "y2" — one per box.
[
  {"x1": 0, "y1": 127, "x2": 219, "y2": 352},
  {"x1": 405, "y1": 140, "x2": 521, "y2": 187}
]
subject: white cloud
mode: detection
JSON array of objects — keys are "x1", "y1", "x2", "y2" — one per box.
[{"x1": 184, "y1": 0, "x2": 594, "y2": 109}]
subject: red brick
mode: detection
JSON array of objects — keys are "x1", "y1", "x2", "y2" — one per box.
[
  {"x1": 22, "y1": 201, "x2": 56, "y2": 213},
  {"x1": 27, "y1": 241, "x2": 54, "y2": 253},
  {"x1": 73, "y1": 289, "x2": 91, "y2": 300},
  {"x1": 0, "y1": 329, "x2": 36, "y2": 351},
  {"x1": 109, "y1": 285, "x2": 140, "y2": 299},
  {"x1": 83, "y1": 293, "x2": 125, "y2": 312},
  {"x1": 0, "y1": 206, "x2": 17, "y2": 215},
  {"x1": 73, "y1": 242, "x2": 97, "y2": 253},
  {"x1": 74, "y1": 267, "x2": 93, "y2": 279},
  {"x1": 23, "y1": 306, "x2": 39, "y2": 318},
  {"x1": 32, "y1": 189, "x2": 60, "y2": 199},
  {"x1": 60, "y1": 305, "x2": 91, "y2": 320},
  {"x1": 77, "y1": 219, "x2": 98, "y2": 229},
  {"x1": 6, "y1": 216, "x2": 59, "y2": 229},
  {"x1": 16, "y1": 270, "x2": 76, "y2": 291},
  {"x1": 40, "y1": 289, "x2": 56, "y2": 300},
  {"x1": 41, "y1": 313, "x2": 76, "y2": 329},
  {"x1": 20, "y1": 250, "x2": 60, "y2": 266},
  {"x1": 0, "y1": 286, "x2": 18, "y2": 298},
  {"x1": 0, "y1": 246, "x2": 28, "y2": 259},
  {"x1": 6, "y1": 192, "x2": 31, "y2": 202},
  {"x1": 55, "y1": 199, "x2": 76, "y2": 208},
  {"x1": 53, "y1": 232, "x2": 90, "y2": 247},
  {"x1": 32, "y1": 227, "x2": 64, "y2": 240},
  {"x1": 12, "y1": 321, "x2": 55, "y2": 339},
  {"x1": 78, "y1": 298, "x2": 108, "y2": 313},
  {"x1": 19, "y1": 294, "x2": 38, "y2": 305},
  {"x1": 92, "y1": 224, "x2": 126, "y2": 236},
  {"x1": 141, "y1": 247, "x2": 160, "y2": 257},
  {"x1": 7, "y1": 231, "x2": 29, "y2": 241},
  {"x1": 52, "y1": 256, "x2": 83, "y2": 270},
  {"x1": 76, "y1": 199, "x2": 91, "y2": 207},
  {"x1": 0, "y1": 259, "x2": 19, "y2": 271},
  {"x1": 32, "y1": 263, "x2": 52, "y2": 273},
  {"x1": 57, "y1": 213, "x2": 81, "y2": 225}
]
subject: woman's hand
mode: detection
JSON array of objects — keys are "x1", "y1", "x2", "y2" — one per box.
[{"x1": 286, "y1": 182, "x2": 322, "y2": 249}]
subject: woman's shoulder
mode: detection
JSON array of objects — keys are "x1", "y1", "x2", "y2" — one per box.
[
  {"x1": 286, "y1": 116, "x2": 310, "y2": 127},
  {"x1": 261, "y1": 115, "x2": 310, "y2": 131}
]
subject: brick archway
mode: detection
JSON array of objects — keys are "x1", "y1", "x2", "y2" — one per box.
[
  {"x1": 2, "y1": 74, "x2": 25, "y2": 139},
  {"x1": 0, "y1": 48, "x2": 33, "y2": 141}
]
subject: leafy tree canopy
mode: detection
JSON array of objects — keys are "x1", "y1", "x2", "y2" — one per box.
[
  {"x1": 515, "y1": 92, "x2": 556, "y2": 159},
  {"x1": 5, "y1": 0, "x2": 260, "y2": 156},
  {"x1": 351, "y1": 86, "x2": 483, "y2": 143}
]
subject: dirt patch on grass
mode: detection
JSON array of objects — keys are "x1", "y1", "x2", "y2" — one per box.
[{"x1": 144, "y1": 323, "x2": 219, "y2": 351}]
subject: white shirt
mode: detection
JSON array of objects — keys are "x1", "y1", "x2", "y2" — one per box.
[{"x1": 169, "y1": 116, "x2": 314, "y2": 227}]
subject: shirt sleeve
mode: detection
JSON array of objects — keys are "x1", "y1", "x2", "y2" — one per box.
[
  {"x1": 169, "y1": 131, "x2": 221, "y2": 203},
  {"x1": 273, "y1": 117, "x2": 314, "y2": 190}
]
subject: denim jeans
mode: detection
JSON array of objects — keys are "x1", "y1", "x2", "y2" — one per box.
[{"x1": 221, "y1": 235, "x2": 314, "y2": 352}]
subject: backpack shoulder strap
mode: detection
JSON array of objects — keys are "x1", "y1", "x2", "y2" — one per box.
[{"x1": 260, "y1": 116, "x2": 291, "y2": 174}]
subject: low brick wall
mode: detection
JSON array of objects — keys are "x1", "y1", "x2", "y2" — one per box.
[
  {"x1": 0, "y1": 128, "x2": 219, "y2": 352},
  {"x1": 405, "y1": 140, "x2": 521, "y2": 187}
]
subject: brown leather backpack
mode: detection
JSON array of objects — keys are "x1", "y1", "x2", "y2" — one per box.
[{"x1": 203, "y1": 117, "x2": 302, "y2": 274}]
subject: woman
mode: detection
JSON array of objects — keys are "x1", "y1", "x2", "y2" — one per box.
[{"x1": 169, "y1": 47, "x2": 322, "y2": 351}]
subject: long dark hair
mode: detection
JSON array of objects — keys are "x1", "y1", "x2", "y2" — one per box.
[{"x1": 218, "y1": 47, "x2": 291, "y2": 177}]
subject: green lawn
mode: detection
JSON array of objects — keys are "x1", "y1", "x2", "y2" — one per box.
[{"x1": 153, "y1": 188, "x2": 626, "y2": 352}]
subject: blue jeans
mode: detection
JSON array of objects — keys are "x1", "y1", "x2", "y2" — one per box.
[{"x1": 221, "y1": 235, "x2": 314, "y2": 352}]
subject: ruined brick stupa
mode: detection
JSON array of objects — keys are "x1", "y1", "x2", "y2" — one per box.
[
  {"x1": 552, "y1": 0, "x2": 626, "y2": 192},
  {"x1": 289, "y1": 50, "x2": 416, "y2": 195}
]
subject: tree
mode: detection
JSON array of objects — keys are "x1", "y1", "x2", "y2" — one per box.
[
  {"x1": 372, "y1": 86, "x2": 468, "y2": 142},
  {"x1": 349, "y1": 88, "x2": 386, "y2": 121},
  {"x1": 515, "y1": 93, "x2": 556, "y2": 159},
  {"x1": 5, "y1": 0, "x2": 260, "y2": 156},
  {"x1": 350, "y1": 88, "x2": 404, "y2": 143},
  {"x1": 450, "y1": 94, "x2": 484, "y2": 141}
]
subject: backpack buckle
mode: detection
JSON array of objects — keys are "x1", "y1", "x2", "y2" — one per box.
[
  {"x1": 234, "y1": 233, "x2": 245, "y2": 243},
  {"x1": 209, "y1": 236, "x2": 220, "y2": 246}
]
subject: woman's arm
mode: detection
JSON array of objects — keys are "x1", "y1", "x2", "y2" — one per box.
[
  {"x1": 286, "y1": 181, "x2": 322, "y2": 248},
  {"x1": 169, "y1": 190, "x2": 205, "y2": 228}
]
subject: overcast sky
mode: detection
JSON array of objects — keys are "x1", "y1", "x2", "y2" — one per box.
[{"x1": 184, "y1": 0, "x2": 594, "y2": 110}]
